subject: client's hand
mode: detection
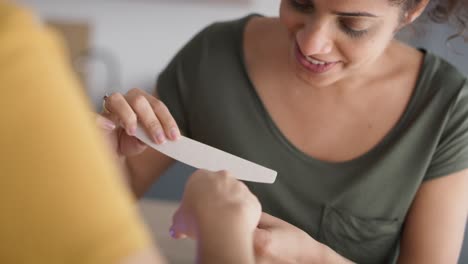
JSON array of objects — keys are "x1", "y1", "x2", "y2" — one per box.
[
  {"x1": 254, "y1": 213, "x2": 325, "y2": 264},
  {"x1": 170, "y1": 169, "x2": 261, "y2": 240}
]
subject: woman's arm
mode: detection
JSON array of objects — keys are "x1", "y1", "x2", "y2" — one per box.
[
  {"x1": 398, "y1": 170, "x2": 468, "y2": 263},
  {"x1": 126, "y1": 145, "x2": 176, "y2": 198}
]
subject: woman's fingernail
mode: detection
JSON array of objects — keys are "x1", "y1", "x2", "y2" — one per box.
[
  {"x1": 127, "y1": 127, "x2": 136, "y2": 136},
  {"x1": 170, "y1": 127, "x2": 180, "y2": 140},
  {"x1": 169, "y1": 228, "x2": 175, "y2": 238},
  {"x1": 104, "y1": 121, "x2": 116, "y2": 130},
  {"x1": 156, "y1": 131, "x2": 166, "y2": 144}
]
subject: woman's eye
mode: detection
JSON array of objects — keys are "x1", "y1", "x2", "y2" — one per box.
[
  {"x1": 290, "y1": 0, "x2": 314, "y2": 11},
  {"x1": 339, "y1": 21, "x2": 369, "y2": 39}
]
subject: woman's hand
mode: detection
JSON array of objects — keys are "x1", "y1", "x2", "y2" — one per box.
[
  {"x1": 97, "y1": 88, "x2": 181, "y2": 157},
  {"x1": 254, "y1": 213, "x2": 325, "y2": 264},
  {"x1": 170, "y1": 169, "x2": 262, "y2": 240}
]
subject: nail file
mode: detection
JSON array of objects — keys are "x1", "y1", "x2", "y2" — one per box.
[{"x1": 135, "y1": 126, "x2": 277, "y2": 184}]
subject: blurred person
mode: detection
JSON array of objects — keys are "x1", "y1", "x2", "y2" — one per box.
[{"x1": 0, "y1": 2, "x2": 260, "y2": 264}]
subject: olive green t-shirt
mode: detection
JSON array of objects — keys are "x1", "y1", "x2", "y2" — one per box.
[{"x1": 157, "y1": 15, "x2": 468, "y2": 264}]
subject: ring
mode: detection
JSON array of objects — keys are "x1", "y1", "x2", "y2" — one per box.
[{"x1": 102, "y1": 93, "x2": 111, "y2": 113}]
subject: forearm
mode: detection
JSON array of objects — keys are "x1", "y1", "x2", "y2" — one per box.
[
  {"x1": 125, "y1": 157, "x2": 156, "y2": 198},
  {"x1": 197, "y1": 223, "x2": 255, "y2": 264},
  {"x1": 125, "y1": 151, "x2": 175, "y2": 198},
  {"x1": 318, "y1": 244, "x2": 355, "y2": 264}
]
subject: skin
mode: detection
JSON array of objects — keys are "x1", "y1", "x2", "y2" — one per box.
[
  {"x1": 170, "y1": 170, "x2": 261, "y2": 264},
  {"x1": 100, "y1": 0, "x2": 468, "y2": 262}
]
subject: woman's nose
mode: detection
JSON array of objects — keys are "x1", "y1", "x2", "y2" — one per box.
[{"x1": 296, "y1": 21, "x2": 333, "y2": 56}]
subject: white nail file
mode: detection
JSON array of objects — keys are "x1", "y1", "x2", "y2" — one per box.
[{"x1": 135, "y1": 126, "x2": 277, "y2": 184}]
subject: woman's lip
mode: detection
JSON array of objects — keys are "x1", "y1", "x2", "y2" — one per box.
[
  {"x1": 306, "y1": 55, "x2": 336, "y2": 64},
  {"x1": 295, "y1": 43, "x2": 338, "y2": 64},
  {"x1": 294, "y1": 43, "x2": 338, "y2": 74}
]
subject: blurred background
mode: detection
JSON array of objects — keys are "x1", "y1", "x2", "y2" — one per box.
[{"x1": 18, "y1": 1, "x2": 468, "y2": 263}]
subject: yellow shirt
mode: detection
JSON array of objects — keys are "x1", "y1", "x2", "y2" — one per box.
[{"x1": 0, "y1": 3, "x2": 152, "y2": 263}]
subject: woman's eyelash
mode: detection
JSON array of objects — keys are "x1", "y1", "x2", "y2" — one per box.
[
  {"x1": 339, "y1": 22, "x2": 369, "y2": 38},
  {"x1": 290, "y1": 0, "x2": 314, "y2": 11},
  {"x1": 290, "y1": 1, "x2": 369, "y2": 39}
]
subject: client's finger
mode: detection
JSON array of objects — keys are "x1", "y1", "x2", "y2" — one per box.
[
  {"x1": 96, "y1": 114, "x2": 116, "y2": 132},
  {"x1": 169, "y1": 226, "x2": 188, "y2": 239},
  {"x1": 170, "y1": 208, "x2": 192, "y2": 240}
]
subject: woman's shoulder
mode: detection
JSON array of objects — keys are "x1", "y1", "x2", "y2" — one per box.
[
  {"x1": 168, "y1": 14, "x2": 264, "y2": 64},
  {"x1": 422, "y1": 50, "x2": 467, "y2": 99},
  {"x1": 415, "y1": 49, "x2": 468, "y2": 119},
  {"x1": 392, "y1": 41, "x2": 466, "y2": 83},
  {"x1": 209, "y1": 13, "x2": 263, "y2": 30},
  {"x1": 395, "y1": 42, "x2": 467, "y2": 93},
  {"x1": 389, "y1": 42, "x2": 467, "y2": 117},
  {"x1": 191, "y1": 14, "x2": 280, "y2": 50},
  {"x1": 157, "y1": 14, "x2": 267, "y2": 98},
  {"x1": 425, "y1": 51, "x2": 467, "y2": 83},
  {"x1": 195, "y1": 14, "x2": 265, "y2": 43}
]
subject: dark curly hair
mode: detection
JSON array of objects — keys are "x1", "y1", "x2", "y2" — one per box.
[{"x1": 392, "y1": 0, "x2": 468, "y2": 42}]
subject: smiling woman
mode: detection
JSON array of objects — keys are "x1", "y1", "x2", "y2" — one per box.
[{"x1": 99, "y1": 0, "x2": 468, "y2": 263}]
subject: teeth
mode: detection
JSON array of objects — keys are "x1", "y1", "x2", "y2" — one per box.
[{"x1": 305, "y1": 56, "x2": 326, "y2": 65}]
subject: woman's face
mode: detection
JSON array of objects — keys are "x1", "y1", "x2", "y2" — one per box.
[{"x1": 279, "y1": 0, "x2": 405, "y2": 88}]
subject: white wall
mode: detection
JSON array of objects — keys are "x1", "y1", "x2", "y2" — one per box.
[{"x1": 19, "y1": 0, "x2": 281, "y2": 108}]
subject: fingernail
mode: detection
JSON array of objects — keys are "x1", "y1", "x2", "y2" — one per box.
[
  {"x1": 170, "y1": 127, "x2": 180, "y2": 140},
  {"x1": 104, "y1": 121, "x2": 116, "y2": 130},
  {"x1": 127, "y1": 127, "x2": 136, "y2": 136},
  {"x1": 169, "y1": 228, "x2": 175, "y2": 238},
  {"x1": 156, "y1": 131, "x2": 166, "y2": 144}
]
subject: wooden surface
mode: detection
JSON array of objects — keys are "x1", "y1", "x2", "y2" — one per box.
[{"x1": 138, "y1": 199, "x2": 196, "y2": 264}]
